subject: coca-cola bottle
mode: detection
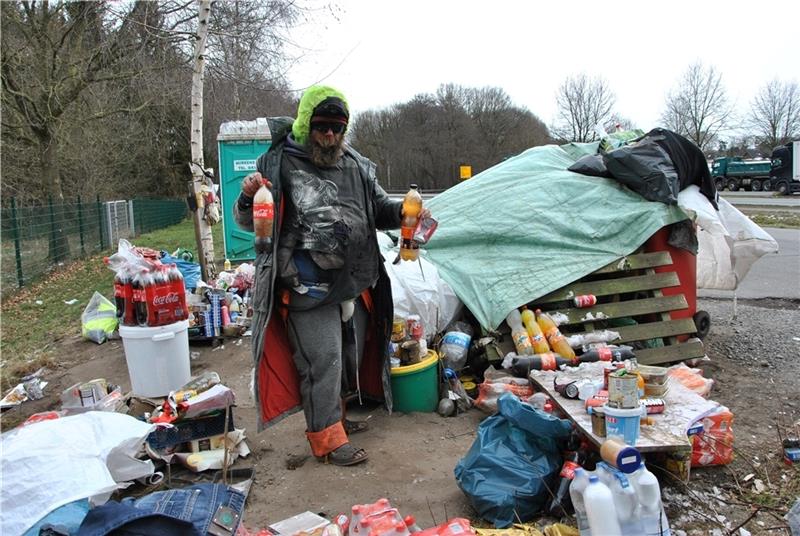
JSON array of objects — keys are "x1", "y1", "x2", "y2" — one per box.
[
  {"x1": 510, "y1": 352, "x2": 573, "y2": 376},
  {"x1": 547, "y1": 450, "x2": 585, "y2": 516},
  {"x1": 113, "y1": 269, "x2": 128, "y2": 321},
  {"x1": 253, "y1": 179, "x2": 274, "y2": 254},
  {"x1": 132, "y1": 269, "x2": 150, "y2": 327},
  {"x1": 579, "y1": 345, "x2": 635, "y2": 363},
  {"x1": 169, "y1": 264, "x2": 188, "y2": 321}
]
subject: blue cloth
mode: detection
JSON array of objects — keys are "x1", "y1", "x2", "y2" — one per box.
[
  {"x1": 23, "y1": 500, "x2": 90, "y2": 536},
  {"x1": 76, "y1": 484, "x2": 244, "y2": 536}
]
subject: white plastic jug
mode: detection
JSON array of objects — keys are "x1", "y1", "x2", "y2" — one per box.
[
  {"x1": 569, "y1": 468, "x2": 591, "y2": 536},
  {"x1": 632, "y1": 463, "x2": 671, "y2": 536},
  {"x1": 584, "y1": 475, "x2": 622, "y2": 536}
]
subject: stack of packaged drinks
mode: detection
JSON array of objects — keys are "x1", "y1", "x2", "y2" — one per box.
[{"x1": 105, "y1": 240, "x2": 188, "y2": 328}]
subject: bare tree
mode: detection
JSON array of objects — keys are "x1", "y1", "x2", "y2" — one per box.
[
  {"x1": 748, "y1": 78, "x2": 800, "y2": 151},
  {"x1": 661, "y1": 62, "x2": 733, "y2": 151},
  {"x1": 552, "y1": 74, "x2": 616, "y2": 142}
]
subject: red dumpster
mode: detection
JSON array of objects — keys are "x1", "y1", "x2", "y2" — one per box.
[{"x1": 643, "y1": 226, "x2": 710, "y2": 339}]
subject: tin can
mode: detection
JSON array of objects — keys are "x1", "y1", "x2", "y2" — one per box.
[
  {"x1": 573, "y1": 294, "x2": 597, "y2": 308},
  {"x1": 591, "y1": 407, "x2": 607, "y2": 437},
  {"x1": 391, "y1": 317, "x2": 406, "y2": 342},
  {"x1": 608, "y1": 371, "x2": 639, "y2": 409}
]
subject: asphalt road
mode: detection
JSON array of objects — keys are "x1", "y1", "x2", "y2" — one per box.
[
  {"x1": 698, "y1": 227, "x2": 800, "y2": 300},
  {"x1": 720, "y1": 190, "x2": 799, "y2": 210}
]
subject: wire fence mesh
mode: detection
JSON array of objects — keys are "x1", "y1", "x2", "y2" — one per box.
[{"x1": 1, "y1": 197, "x2": 187, "y2": 295}]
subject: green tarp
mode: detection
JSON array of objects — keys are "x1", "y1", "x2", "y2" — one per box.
[{"x1": 423, "y1": 143, "x2": 687, "y2": 330}]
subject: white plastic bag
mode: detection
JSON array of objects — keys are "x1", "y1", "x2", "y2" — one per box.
[
  {"x1": 0, "y1": 412, "x2": 154, "y2": 536},
  {"x1": 81, "y1": 291, "x2": 118, "y2": 344},
  {"x1": 678, "y1": 186, "x2": 779, "y2": 290},
  {"x1": 380, "y1": 232, "x2": 462, "y2": 339}
]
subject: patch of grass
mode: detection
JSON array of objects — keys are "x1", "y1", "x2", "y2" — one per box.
[
  {"x1": 0, "y1": 218, "x2": 224, "y2": 389},
  {"x1": 748, "y1": 212, "x2": 800, "y2": 229}
]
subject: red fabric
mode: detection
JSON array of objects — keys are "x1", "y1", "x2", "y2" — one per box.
[
  {"x1": 258, "y1": 314, "x2": 302, "y2": 426},
  {"x1": 306, "y1": 421, "x2": 348, "y2": 457},
  {"x1": 257, "y1": 289, "x2": 386, "y2": 426}
]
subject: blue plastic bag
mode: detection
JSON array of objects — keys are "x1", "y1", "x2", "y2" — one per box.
[
  {"x1": 454, "y1": 393, "x2": 573, "y2": 527},
  {"x1": 160, "y1": 252, "x2": 202, "y2": 290}
]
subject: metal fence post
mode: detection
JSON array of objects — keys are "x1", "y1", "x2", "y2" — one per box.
[
  {"x1": 128, "y1": 199, "x2": 136, "y2": 237},
  {"x1": 77, "y1": 195, "x2": 86, "y2": 256},
  {"x1": 48, "y1": 195, "x2": 57, "y2": 260},
  {"x1": 97, "y1": 195, "x2": 104, "y2": 250},
  {"x1": 10, "y1": 198, "x2": 24, "y2": 288}
]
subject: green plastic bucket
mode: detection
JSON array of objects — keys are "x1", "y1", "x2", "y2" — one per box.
[{"x1": 390, "y1": 350, "x2": 439, "y2": 413}]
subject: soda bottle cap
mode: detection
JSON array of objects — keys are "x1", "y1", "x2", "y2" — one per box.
[
  {"x1": 409, "y1": 184, "x2": 418, "y2": 189},
  {"x1": 404, "y1": 516, "x2": 415, "y2": 525},
  {"x1": 352, "y1": 506, "x2": 360, "y2": 514}
]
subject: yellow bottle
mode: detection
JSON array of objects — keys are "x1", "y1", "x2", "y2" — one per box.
[
  {"x1": 223, "y1": 259, "x2": 231, "y2": 271},
  {"x1": 399, "y1": 184, "x2": 423, "y2": 261},
  {"x1": 535, "y1": 309, "x2": 577, "y2": 361},
  {"x1": 521, "y1": 306, "x2": 551, "y2": 354}
]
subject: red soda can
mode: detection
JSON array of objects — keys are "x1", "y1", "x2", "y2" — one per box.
[{"x1": 573, "y1": 294, "x2": 597, "y2": 308}]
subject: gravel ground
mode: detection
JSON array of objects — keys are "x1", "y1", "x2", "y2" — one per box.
[{"x1": 662, "y1": 297, "x2": 800, "y2": 535}]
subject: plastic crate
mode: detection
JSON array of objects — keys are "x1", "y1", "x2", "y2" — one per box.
[{"x1": 146, "y1": 409, "x2": 235, "y2": 451}]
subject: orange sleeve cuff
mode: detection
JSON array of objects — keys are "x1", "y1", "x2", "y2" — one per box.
[{"x1": 306, "y1": 421, "x2": 348, "y2": 457}]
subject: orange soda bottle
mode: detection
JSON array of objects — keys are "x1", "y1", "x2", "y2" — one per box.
[
  {"x1": 399, "y1": 184, "x2": 422, "y2": 261},
  {"x1": 535, "y1": 309, "x2": 577, "y2": 361},
  {"x1": 520, "y1": 306, "x2": 551, "y2": 354}
]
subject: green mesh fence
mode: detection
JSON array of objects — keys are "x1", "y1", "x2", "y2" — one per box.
[{"x1": 1, "y1": 197, "x2": 187, "y2": 295}]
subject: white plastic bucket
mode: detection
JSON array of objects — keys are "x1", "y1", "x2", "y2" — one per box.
[
  {"x1": 119, "y1": 320, "x2": 191, "y2": 397},
  {"x1": 604, "y1": 403, "x2": 644, "y2": 446}
]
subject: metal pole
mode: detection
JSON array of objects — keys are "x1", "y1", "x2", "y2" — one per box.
[
  {"x1": 107, "y1": 201, "x2": 114, "y2": 248},
  {"x1": 48, "y1": 195, "x2": 57, "y2": 261},
  {"x1": 10, "y1": 198, "x2": 24, "y2": 288},
  {"x1": 97, "y1": 194, "x2": 104, "y2": 250},
  {"x1": 78, "y1": 195, "x2": 86, "y2": 256},
  {"x1": 128, "y1": 199, "x2": 136, "y2": 237}
]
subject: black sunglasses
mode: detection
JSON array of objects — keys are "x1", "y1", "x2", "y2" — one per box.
[{"x1": 311, "y1": 122, "x2": 346, "y2": 134}]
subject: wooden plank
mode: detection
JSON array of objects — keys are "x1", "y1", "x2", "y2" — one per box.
[
  {"x1": 594, "y1": 251, "x2": 674, "y2": 274},
  {"x1": 550, "y1": 295, "x2": 689, "y2": 326},
  {"x1": 536, "y1": 272, "x2": 681, "y2": 303},
  {"x1": 635, "y1": 340, "x2": 706, "y2": 365},
  {"x1": 573, "y1": 318, "x2": 698, "y2": 345},
  {"x1": 529, "y1": 369, "x2": 692, "y2": 453}
]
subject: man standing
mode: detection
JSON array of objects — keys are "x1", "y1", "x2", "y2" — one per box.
[{"x1": 235, "y1": 86, "x2": 423, "y2": 466}]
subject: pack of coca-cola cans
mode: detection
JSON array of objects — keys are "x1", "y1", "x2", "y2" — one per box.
[{"x1": 113, "y1": 262, "x2": 189, "y2": 327}]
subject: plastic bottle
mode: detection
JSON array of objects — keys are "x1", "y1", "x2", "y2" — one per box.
[
  {"x1": 403, "y1": 515, "x2": 421, "y2": 534},
  {"x1": 506, "y1": 309, "x2": 533, "y2": 355},
  {"x1": 547, "y1": 451, "x2": 583, "y2": 516},
  {"x1": 223, "y1": 258, "x2": 231, "y2": 271},
  {"x1": 399, "y1": 184, "x2": 423, "y2": 261},
  {"x1": 535, "y1": 309, "x2": 576, "y2": 361},
  {"x1": 349, "y1": 505, "x2": 363, "y2": 536},
  {"x1": 569, "y1": 468, "x2": 591, "y2": 536},
  {"x1": 596, "y1": 463, "x2": 639, "y2": 524},
  {"x1": 440, "y1": 321, "x2": 473, "y2": 371},
  {"x1": 132, "y1": 269, "x2": 150, "y2": 327},
  {"x1": 632, "y1": 463, "x2": 671, "y2": 535},
  {"x1": 520, "y1": 306, "x2": 550, "y2": 353},
  {"x1": 509, "y1": 353, "x2": 573, "y2": 376},
  {"x1": 584, "y1": 475, "x2": 622, "y2": 536},
  {"x1": 253, "y1": 180, "x2": 274, "y2": 254},
  {"x1": 579, "y1": 345, "x2": 635, "y2": 363}
]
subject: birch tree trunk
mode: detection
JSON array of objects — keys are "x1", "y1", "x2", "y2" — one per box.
[{"x1": 190, "y1": 0, "x2": 215, "y2": 281}]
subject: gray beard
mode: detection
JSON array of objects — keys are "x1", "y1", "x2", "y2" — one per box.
[{"x1": 310, "y1": 139, "x2": 344, "y2": 168}]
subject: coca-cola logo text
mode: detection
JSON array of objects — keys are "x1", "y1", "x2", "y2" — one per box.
[{"x1": 152, "y1": 292, "x2": 180, "y2": 306}]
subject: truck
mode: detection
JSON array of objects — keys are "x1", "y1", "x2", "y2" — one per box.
[
  {"x1": 768, "y1": 140, "x2": 800, "y2": 195},
  {"x1": 711, "y1": 157, "x2": 772, "y2": 192}
]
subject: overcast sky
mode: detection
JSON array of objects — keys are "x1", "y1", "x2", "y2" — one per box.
[{"x1": 286, "y1": 0, "x2": 799, "y2": 137}]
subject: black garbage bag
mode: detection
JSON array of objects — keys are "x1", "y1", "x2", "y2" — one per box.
[
  {"x1": 567, "y1": 154, "x2": 612, "y2": 178},
  {"x1": 454, "y1": 393, "x2": 572, "y2": 527},
  {"x1": 603, "y1": 128, "x2": 718, "y2": 209}
]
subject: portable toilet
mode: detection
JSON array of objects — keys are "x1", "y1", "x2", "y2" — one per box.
[{"x1": 217, "y1": 119, "x2": 271, "y2": 261}]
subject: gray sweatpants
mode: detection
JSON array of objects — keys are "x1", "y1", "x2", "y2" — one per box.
[{"x1": 287, "y1": 297, "x2": 368, "y2": 433}]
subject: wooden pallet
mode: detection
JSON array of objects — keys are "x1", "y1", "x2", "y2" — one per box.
[{"x1": 486, "y1": 251, "x2": 705, "y2": 365}]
